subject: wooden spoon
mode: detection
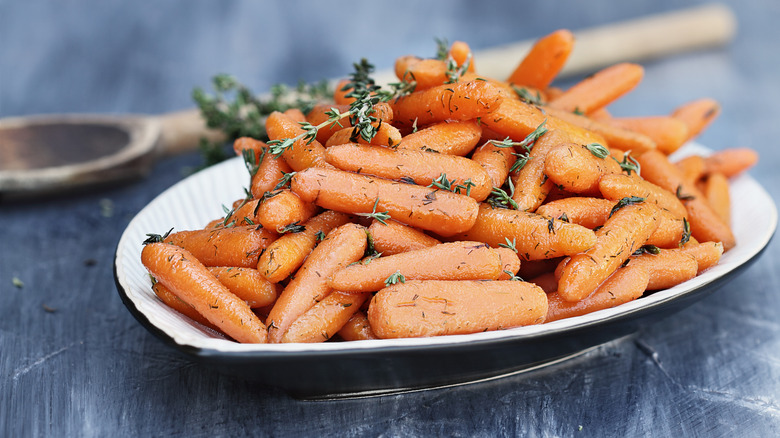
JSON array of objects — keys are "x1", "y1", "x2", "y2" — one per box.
[{"x1": 0, "y1": 3, "x2": 735, "y2": 198}]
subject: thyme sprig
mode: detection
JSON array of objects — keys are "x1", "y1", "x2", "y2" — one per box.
[
  {"x1": 356, "y1": 198, "x2": 391, "y2": 225},
  {"x1": 609, "y1": 196, "x2": 646, "y2": 217},
  {"x1": 489, "y1": 120, "x2": 548, "y2": 173},
  {"x1": 385, "y1": 270, "x2": 406, "y2": 286}
]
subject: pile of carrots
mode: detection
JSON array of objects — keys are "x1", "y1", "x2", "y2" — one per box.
[{"x1": 141, "y1": 30, "x2": 758, "y2": 343}]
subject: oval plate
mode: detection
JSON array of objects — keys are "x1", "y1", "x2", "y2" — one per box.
[{"x1": 114, "y1": 144, "x2": 776, "y2": 398}]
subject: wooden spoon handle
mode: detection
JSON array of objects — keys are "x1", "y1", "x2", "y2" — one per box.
[
  {"x1": 155, "y1": 109, "x2": 225, "y2": 155},
  {"x1": 474, "y1": 4, "x2": 736, "y2": 80}
]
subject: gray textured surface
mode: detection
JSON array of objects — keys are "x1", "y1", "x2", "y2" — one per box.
[{"x1": 2, "y1": 0, "x2": 779, "y2": 436}]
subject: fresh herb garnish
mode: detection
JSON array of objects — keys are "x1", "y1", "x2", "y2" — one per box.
[
  {"x1": 356, "y1": 198, "x2": 391, "y2": 225},
  {"x1": 609, "y1": 196, "x2": 645, "y2": 217},
  {"x1": 385, "y1": 270, "x2": 406, "y2": 286},
  {"x1": 585, "y1": 143, "x2": 609, "y2": 159}
]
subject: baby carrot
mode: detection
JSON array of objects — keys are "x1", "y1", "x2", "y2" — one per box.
[
  {"x1": 544, "y1": 142, "x2": 623, "y2": 196},
  {"x1": 281, "y1": 291, "x2": 371, "y2": 343},
  {"x1": 291, "y1": 166, "x2": 479, "y2": 236},
  {"x1": 208, "y1": 267, "x2": 280, "y2": 308},
  {"x1": 627, "y1": 248, "x2": 698, "y2": 290},
  {"x1": 337, "y1": 310, "x2": 379, "y2": 341},
  {"x1": 702, "y1": 172, "x2": 731, "y2": 226},
  {"x1": 546, "y1": 265, "x2": 649, "y2": 322},
  {"x1": 257, "y1": 210, "x2": 351, "y2": 283},
  {"x1": 449, "y1": 40, "x2": 475, "y2": 72},
  {"x1": 332, "y1": 78, "x2": 354, "y2": 105},
  {"x1": 329, "y1": 241, "x2": 510, "y2": 292},
  {"x1": 702, "y1": 148, "x2": 759, "y2": 178},
  {"x1": 390, "y1": 80, "x2": 504, "y2": 127},
  {"x1": 544, "y1": 107, "x2": 657, "y2": 153},
  {"x1": 679, "y1": 241, "x2": 723, "y2": 273},
  {"x1": 283, "y1": 108, "x2": 307, "y2": 123},
  {"x1": 604, "y1": 116, "x2": 690, "y2": 155},
  {"x1": 511, "y1": 129, "x2": 572, "y2": 211},
  {"x1": 232, "y1": 137, "x2": 266, "y2": 162},
  {"x1": 636, "y1": 150, "x2": 735, "y2": 250},
  {"x1": 496, "y1": 246, "x2": 522, "y2": 279},
  {"x1": 307, "y1": 103, "x2": 394, "y2": 145},
  {"x1": 325, "y1": 123, "x2": 402, "y2": 148},
  {"x1": 142, "y1": 242, "x2": 267, "y2": 343},
  {"x1": 254, "y1": 189, "x2": 319, "y2": 233},
  {"x1": 451, "y1": 203, "x2": 597, "y2": 261},
  {"x1": 152, "y1": 281, "x2": 220, "y2": 332},
  {"x1": 367, "y1": 280, "x2": 548, "y2": 338},
  {"x1": 266, "y1": 111, "x2": 329, "y2": 170},
  {"x1": 535, "y1": 197, "x2": 616, "y2": 229},
  {"x1": 250, "y1": 146, "x2": 293, "y2": 200},
  {"x1": 395, "y1": 120, "x2": 483, "y2": 156},
  {"x1": 548, "y1": 63, "x2": 644, "y2": 115},
  {"x1": 368, "y1": 218, "x2": 440, "y2": 256},
  {"x1": 674, "y1": 155, "x2": 705, "y2": 184},
  {"x1": 507, "y1": 29, "x2": 574, "y2": 90},
  {"x1": 557, "y1": 202, "x2": 660, "y2": 302},
  {"x1": 266, "y1": 223, "x2": 367, "y2": 343},
  {"x1": 598, "y1": 173, "x2": 688, "y2": 220},
  {"x1": 165, "y1": 225, "x2": 277, "y2": 268},
  {"x1": 324, "y1": 143, "x2": 493, "y2": 201},
  {"x1": 671, "y1": 98, "x2": 720, "y2": 141},
  {"x1": 470, "y1": 140, "x2": 517, "y2": 188},
  {"x1": 480, "y1": 98, "x2": 605, "y2": 147}
]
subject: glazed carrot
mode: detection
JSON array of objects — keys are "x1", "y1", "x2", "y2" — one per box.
[
  {"x1": 671, "y1": 98, "x2": 720, "y2": 141},
  {"x1": 265, "y1": 111, "x2": 329, "y2": 171},
  {"x1": 232, "y1": 136, "x2": 266, "y2": 161},
  {"x1": 165, "y1": 225, "x2": 276, "y2": 268},
  {"x1": 636, "y1": 150, "x2": 735, "y2": 250},
  {"x1": 250, "y1": 146, "x2": 293, "y2": 199},
  {"x1": 544, "y1": 107, "x2": 657, "y2": 153},
  {"x1": 470, "y1": 140, "x2": 517, "y2": 188},
  {"x1": 628, "y1": 248, "x2": 698, "y2": 290},
  {"x1": 544, "y1": 142, "x2": 622, "y2": 195},
  {"x1": 224, "y1": 198, "x2": 260, "y2": 226},
  {"x1": 480, "y1": 98, "x2": 605, "y2": 147},
  {"x1": 604, "y1": 116, "x2": 689, "y2": 155},
  {"x1": 674, "y1": 155, "x2": 705, "y2": 184},
  {"x1": 702, "y1": 148, "x2": 759, "y2": 178},
  {"x1": 337, "y1": 310, "x2": 379, "y2": 341},
  {"x1": 394, "y1": 56, "x2": 446, "y2": 90},
  {"x1": 325, "y1": 122, "x2": 403, "y2": 148},
  {"x1": 254, "y1": 189, "x2": 318, "y2": 233},
  {"x1": 368, "y1": 218, "x2": 440, "y2": 256},
  {"x1": 507, "y1": 29, "x2": 574, "y2": 90},
  {"x1": 283, "y1": 108, "x2": 307, "y2": 123},
  {"x1": 598, "y1": 173, "x2": 688, "y2": 220},
  {"x1": 557, "y1": 202, "x2": 660, "y2": 302},
  {"x1": 291, "y1": 166, "x2": 479, "y2": 236},
  {"x1": 644, "y1": 210, "x2": 687, "y2": 249},
  {"x1": 257, "y1": 210, "x2": 352, "y2": 283},
  {"x1": 548, "y1": 63, "x2": 644, "y2": 115},
  {"x1": 266, "y1": 223, "x2": 367, "y2": 343},
  {"x1": 208, "y1": 266, "x2": 280, "y2": 308},
  {"x1": 702, "y1": 172, "x2": 731, "y2": 226},
  {"x1": 496, "y1": 246, "x2": 522, "y2": 279},
  {"x1": 332, "y1": 78, "x2": 354, "y2": 105},
  {"x1": 451, "y1": 204, "x2": 597, "y2": 260},
  {"x1": 309, "y1": 102, "x2": 395, "y2": 144},
  {"x1": 330, "y1": 241, "x2": 510, "y2": 292},
  {"x1": 281, "y1": 291, "x2": 371, "y2": 343},
  {"x1": 390, "y1": 80, "x2": 504, "y2": 127},
  {"x1": 535, "y1": 197, "x2": 616, "y2": 229},
  {"x1": 368, "y1": 280, "x2": 548, "y2": 338},
  {"x1": 449, "y1": 41, "x2": 475, "y2": 72},
  {"x1": 589, "y1": 107, "x2": 612, "y2": 121},
  {"x1": 142, "y1": 242, "x2": 267, "y2": 343},
  {"x1": 679, "y1": 241, "x2": 723, "y2": 273},
  {"x1": 546, "y1": 265, "x2": 649, "y2": 322},
  {"x1": 396, "y1": 120, "x2": 482, "y2": 155},
  {"x1": 324, "y1": 143, "x2": 493, "y2": 201},
  {"x1": 152, "y1": 281, "x2": 220, "y2": 332},
  {"x1": 511, "y1": 129, "x2": 572, "y2": 211}
]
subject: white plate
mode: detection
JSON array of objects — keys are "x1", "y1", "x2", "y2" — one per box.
[{"x1": 114, "y1": 143, "x2": 776, "y2": 398}]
